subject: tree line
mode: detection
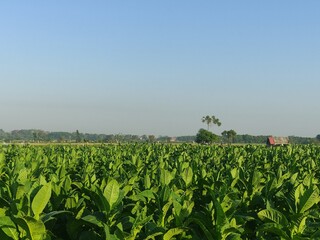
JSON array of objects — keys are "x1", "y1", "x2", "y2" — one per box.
[
  {"x1": 0, "y1": 128, "x2": 317, "y2": 144},
  {"x1": 195, "y1": 115, "x2": 318, "y2": 145}
]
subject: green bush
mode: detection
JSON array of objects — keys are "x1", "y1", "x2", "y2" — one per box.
[{"x1": 195, "y1": 128, "x2": 218, "y2": 144}]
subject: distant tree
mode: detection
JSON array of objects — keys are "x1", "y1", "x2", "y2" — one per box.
[
  {"x1": 212, "y1": 115, "x2": 222, "y2": 129},
  {"x1": 33, "y1": 132, "x2": 39, "y2": 142},
  {"x1": 202, "y1": 116, "x2": 212, "y2": 130},
  {"x1": 176, "y1": 136, "x2": 196, "y2": 142},
  {"x1": 58, "y1": 136, "x2": 65, "y2": 143},
  {"x1": 141, "y1": 135, "x2": 148, "y2": 142},
  {"x1": 76, "y1": 130, "x2": 81, "y2": 143},
  {"x1": 222, "y1": 130, "x2": 237, "y2": 144},
  {"x1": 0, "y1": 129, "x2": 7, "y2": 140},
  {"x1": 104, "y1": 135, "x2": 115, "y2": 143},
  {"x1": 202, "y1": 115, "x2": 221, "y2": 132},
  {"x1": 37, "y1": 130, "x2": 48, "y2": 141},
  {"x1": 195, "y1": 128, "x2": 218, "y2": 144},
  {"x1": 316, "y1": 134, "x2": 320, "y2": 141},
  {"x1": 148, "y1": 135, "x2": 156, "y2": 143}
]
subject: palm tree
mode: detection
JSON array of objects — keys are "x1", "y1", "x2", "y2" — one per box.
[
  {"x1": 202, "y1": 115, "x2": 221, "y2": 132},
  {"x1": 211, "y1": 116, "x2": 221, "y2": 128},
  {"x1": 202, "y1": 115, "x2": 212, "y2": 130}
]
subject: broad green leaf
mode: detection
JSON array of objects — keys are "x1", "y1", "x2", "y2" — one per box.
[
  {"x1": 39, "y1": 175, "x2": 47, "y2": 186},
  {"x1": 15, "y1": 216, "x2": 46, "y2": 240},
  {"x1": 213, "y1": 198, "x2": 228, "y2": 229},
  {"x1": 160, "y1": 169, "x2": 174, "y2": 186},
  {"x1": 139, "y1": 190, "x2": 155, "y2": 200},
  {"x1": 258, "y1": 223, "x2": 290, "y2": 240},
  {"x1": 145, "y1": 231, "x2": 164, "y2": 240},
  {"x1": 201, "y1": 167, "x2": 207, "y2": 178},
  {"x1": 184, "y1": 200, "x2": 194, "y2": 217},
  {"x1": 17, "y1": 169, "x2": 29, "y2": 185},
  {"x1": 173, "y1": 200, "x2": 182, "y2": 219},
  {"x1": 82, "y1": 214, "x2": 104, "y2": 228},
  {"x1": 87, "y1": 186, "x2": 109, "y2": 212},
  {"x1": 225, "y1": 232, "x2": 242, "y2": 240},
  {"x1": 104, "y1": 179, "x2": 120, "y2": 211},
  {"x1": 144, "y1": 174, "x2": 151, "y2": 189},
  {"x1": 31, "y1": 183, "x2": 52, "y2": 219},
  {"x1": 297, "y1": 216, "x2": 307, "y2": 234},
  {"x1": 160, "y1": 200, "x2": 173, "y2": 227},
  {"x1": 295, "y1": 184, "x2": 304, "y2": 211},
  {"x1": 298, "y1": 186, "x2": 319, "y2": 213},
  {"x1": 290, "y1": 172, "x2": 299, "y2": 185},
  {"x1": 0, "y1": 216, "x2": 19, "y2": 240},
  {"x1": 181, "y1": 166, "x2": 193, "y2": 187},
  {"x1": 258, "y1": 208, "x2": 288, "y2": 226},
  {"x1": 230, "y1": 168, "x2": 238, "y2": 179},
  {"x1": 0, "y1": 208, "x2": 6, "y2": 217},
  {"x1": 41, "y1": 210, "x2": 72, "y2": 223},
  {"x1": 221, "y1": 194, "x2": 234, "y2": 213},
  {"x1": 302, "y1": 174, "x2": 313, "y2": 187},
  {"x1": 163, "y1": 228, "x2": 185, "y2": 240},
  {"x1": 0, "y1": 152, "x2": 5, "y2": 164},
  {"x1": 184, "y1": 217, "x2": 214, "y2": 240}
]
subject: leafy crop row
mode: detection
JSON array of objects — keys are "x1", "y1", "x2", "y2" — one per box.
[{"x1": 0, "y1": 144, "x2": 320, "y2": 239}]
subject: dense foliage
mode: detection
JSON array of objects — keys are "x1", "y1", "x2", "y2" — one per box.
[
  {"x1": 195, "y1": 129, "x2": 218, "y2": 144},
  {"x1": 0, "y1": 129, "x2": 318, "y2": 144},
  {"x1": 0, "y1": 143, "x2": 320, "y2": 239}
]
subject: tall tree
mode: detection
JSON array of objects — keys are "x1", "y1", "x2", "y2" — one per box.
[
  {"x1": 211, "y1": 115, "x2": 221, "y2": 128},
  {"x1": 202, "y1": 115, "x2": 221, "y2": 132},
  {"x1": 202, "y1": 115, "x2": 212, "y2": 130}
]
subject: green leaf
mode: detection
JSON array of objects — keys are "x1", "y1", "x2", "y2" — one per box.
[
  {"x1": 82, "y1": 214, "x2": 104, "y2": 228},
  {"x1": 15, "y1": 216, "x2": 47, "y2": 240},
  {"x1": 17, "y1": 169, "x2": 29, "y2": 185},
  {"x1": 297, "y1": 216, "x2": 307, "y2": 234},
  {"x1": 139, "y1": 190, "x2": 155, "y2": 200},
  {"x1": 145, "y1": 231, "x2": 164, "y2": 240},
  {"x1": 144, "y1": 174, "x2": 151, "y2": 189},
  {"x1": 213, "y1": 198, "x2": 228, "y2": 229},
  {"x1": 104, "y1": 179, "x2": 120, "y2": 211},
  {"x1": 258, "y1": 223, "x2": 290, "y2": 240},
  {"x1": 290, "y1": 172, "x2": 299, "y2": 185},
  {"x1": 181, "y1": 166, "x2": 193, "y2": 187},
  {"x1": 31, "y1": 183, "x2": 52, "y2": 219},
  {"x1": 230, "y1": 168, "x2": 238, "y2": 179},
  {"x1": 160, "y1": 200, "x2": 173, "y2": 227},
  {"x1": 185, "y1": 217, "x2": 214, "y2": 240},
  {"x1": 41, "y1": 210, "x2": 72, "y2": 223},
  {"x1": 173, "y1": 200, "x2": 182, "y2": 216},
  {"x1": 160, "y1": 169, "x2": 174, "y2": 186},
  {"x1": 85, "y1": 186, "x2": 109, "y2": 212},
  {"x1": 295, "y1": 184, "x2": 304, "y2": 210},
  {"x1": 225, "y1": 232, "x2": 242, "y2": 240},
  {"x1": 163, "y1": 228, "x2": 185, "y2": 240},
  {"x1": 258, "y1": 208, "x2": 288, "y2": 226},
  {"x1": 298, "y1": 186, "x2": 319, "y2": 213},
  {"x1": 0, "y1": 216, "x2": 19, "y2": 240}
]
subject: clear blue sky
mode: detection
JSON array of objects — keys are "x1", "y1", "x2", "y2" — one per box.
[{"x1": 1, "y1": 1, "x2": 319, "y2": 137}]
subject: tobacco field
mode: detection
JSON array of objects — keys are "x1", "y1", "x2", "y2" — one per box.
[{"x1": 0, "y1": 143, "x2": 320, "y2": 239}]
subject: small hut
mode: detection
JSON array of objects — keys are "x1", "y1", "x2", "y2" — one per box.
[{"x1": 267, "y1": 136, "x2": 289, "y2": 146}]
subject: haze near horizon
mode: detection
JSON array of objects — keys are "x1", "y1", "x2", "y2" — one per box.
[{"x1": 1, "y1": 1, "x2": 319, "y2": 137}]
